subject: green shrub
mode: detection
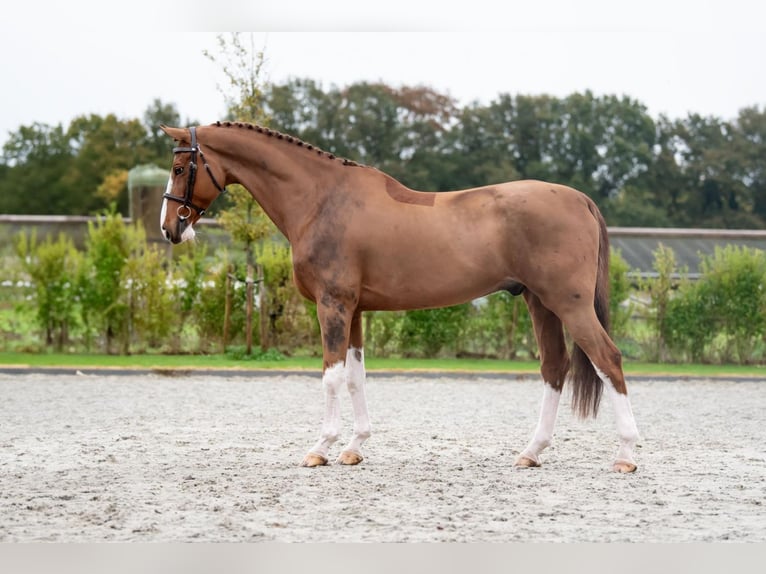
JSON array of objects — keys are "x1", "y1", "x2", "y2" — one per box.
[
  {"x1": 639, "y1": 243, "x2": 684, "y2": 361},
  {"x1": 662, "y1": 245, "x2": 766, "y2": 363},
  {"x1": 609, "y1": 248, "x2": 632, "y2": 339},
  {"x1": 365, "y1": 311, "x2": 405, "y2": 357},
  {"x1": 462, "y1": 292, "x2": 535, "y2": 359},
  {"x1": 663, "y1": 282, "x2": 715, "y2": 362},
  {"x1": 124, "y1": 244, "x2": 176, "y2": 351},
  {"x1": 697, "y1": 245, "x2": 766, "y2": 362},
  {"x1": 15, "y1": 231, "x2": 83, "y2": 350},
  {"x1": 194, "y1": 250, "x2": 247, "y2": 353},
  {"x1": 256, "y1": 240, "x2": 319, "y2": 352},
  {"x1": 398, "y1": 304, "x2": 470, "y2": 358}
]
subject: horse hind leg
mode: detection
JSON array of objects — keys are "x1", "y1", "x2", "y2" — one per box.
[
  {"x1": 561, "y1": 305, "x2": 640, "y2": 473},
  {"x1": 515, "y1": 292, "x2": 569, "y2": 468}
]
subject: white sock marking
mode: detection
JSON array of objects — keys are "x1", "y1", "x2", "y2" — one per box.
[
  {"x1": 592, "y1": 363, "x2": 640, "y2": 465},
  {"x1": 342, "y1": 347, "x2": 371, "y2": 456},
  {"x1": 519, "y1": 382, "x2": 561, "y2": 464},
  {"x1": 308, "y1": 361, "x2": 345, "y2": 459}
]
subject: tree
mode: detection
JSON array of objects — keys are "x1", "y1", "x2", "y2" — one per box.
[
  {"x1": 734, "y1": 106, "x2": 766, "y2": 223},
  {"x1": 0, "y1": 110, "x2": 181, "y2": 216},
  {"x1": 664, "y1": 113, "x2": 759, "y2": 228},
  {"x1": 64, "y1": 113, "x2": 151, "y2": 215},
  {"x1": 204, "y1": 32, "x2": 275, "y2": 353},
  {"x1": 141, "y1": 98, "x2": 184, "y2": 165},
  {"x1": 443, "y1": 99, "x2": 521, "y2": 190},
  {"x1": 0, "y1": 122, "x2": 72, "y2": 213},
  {"x1": 266, "y1": 80, "x2": 458, "y2": 190}
]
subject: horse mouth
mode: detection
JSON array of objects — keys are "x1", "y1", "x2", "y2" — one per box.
[
  {"x1": 163, "y1": 229, "x2": 183, "y2": 244},
  {"x1": 162, "y1": 223, "x2": 196, "y2": 244}
]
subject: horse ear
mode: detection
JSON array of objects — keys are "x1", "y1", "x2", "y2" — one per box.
[{"x1": 160, "y1": 125, "x2": 187, "y2": 141}]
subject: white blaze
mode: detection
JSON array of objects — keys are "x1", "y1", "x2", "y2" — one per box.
[{"x1": 160, "y1": 175, "x2": 171, "y2": 233}]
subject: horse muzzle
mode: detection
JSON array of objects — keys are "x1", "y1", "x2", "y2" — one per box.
[{"x1": 162, "y1": 218, "x2": 195, "y2": 244}]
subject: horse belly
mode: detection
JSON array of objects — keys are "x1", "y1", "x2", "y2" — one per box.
[{"x1": 358, "y1": 247, "x2": 504, "y2": 311}]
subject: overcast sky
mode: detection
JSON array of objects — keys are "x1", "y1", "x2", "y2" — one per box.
[{"x1": 1, "y1": 1, "x2": 764, "y2": 148}]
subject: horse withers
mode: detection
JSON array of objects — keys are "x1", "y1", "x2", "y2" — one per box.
[{"x1": 159, "y1": 122, "x2": 639, "y2": 473}]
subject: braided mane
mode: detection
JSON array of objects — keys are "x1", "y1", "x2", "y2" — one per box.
[{"x1": 211, "y1": 121, "x2": 361, "y2": 167}]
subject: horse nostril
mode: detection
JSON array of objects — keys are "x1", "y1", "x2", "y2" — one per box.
[{"x1": 163, "y1": 228, "x2": 171, "y2": 242}]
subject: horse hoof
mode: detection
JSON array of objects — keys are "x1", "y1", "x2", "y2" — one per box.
[
  {"x1": 336, "y1": 450, "x2": 364, "y2": 465},
  {"x1": 301, "y1": 453, "x2": 328, "y2": 467},
  {"x1": 613, "y1": 460, "x2": 637, "y2": 473},
  {"x1": 514, "y1": 455, "x2": 541, "y2": 468}
]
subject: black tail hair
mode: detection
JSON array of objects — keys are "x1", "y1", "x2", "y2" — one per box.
[{"x1": 569, "y1": 201, "x2": 610, "y2": 418}]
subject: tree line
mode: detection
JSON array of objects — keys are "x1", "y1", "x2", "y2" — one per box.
[{"x1": 2, "y1": 81, "x2": 765, "y2": 229}]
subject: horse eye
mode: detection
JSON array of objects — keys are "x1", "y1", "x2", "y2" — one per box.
[{"x1": 174, "y1": 166, "x2": 184, "y2": 175}]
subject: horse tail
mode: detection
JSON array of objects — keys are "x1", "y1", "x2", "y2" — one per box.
[{"x1": 569, "y1": 199, "x2": 610, "y2": 419}]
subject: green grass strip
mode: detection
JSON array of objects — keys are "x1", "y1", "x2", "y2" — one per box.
[{"x1": 1, "y1": 351, "x2": 765, "y2": 378}]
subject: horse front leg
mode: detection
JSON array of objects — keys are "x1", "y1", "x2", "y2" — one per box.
[
  {"x1": 515, "y1": 292, "x2": 569, "y2": 468},
  {"x1": 301, "y1": 295, "x2": 355, "y2": 468},
  {"x1": 336, "y1": 312, "x2": 371, "y2": 465},
  {"x1": 516, "y1": 383, "x2": 563, "y2": 467}
]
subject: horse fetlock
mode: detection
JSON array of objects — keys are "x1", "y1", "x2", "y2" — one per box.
[
  {"x1": 536, "y1": 436, "x2": 553, "y2": 451},
  {"x1": 622, "y1": 431, "x2": 640, "y2": 448},
  {"x1": 320, "y1": 431, "x2": 340, "y2": 445}
]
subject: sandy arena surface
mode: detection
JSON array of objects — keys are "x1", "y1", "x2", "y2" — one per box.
[{"x1": 0, "y1": 371, "x2": 764, "y2": 542}]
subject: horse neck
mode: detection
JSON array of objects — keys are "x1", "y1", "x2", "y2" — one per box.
[{"x1": 215, "y1": 130, "x2": 345, "y2": 240}]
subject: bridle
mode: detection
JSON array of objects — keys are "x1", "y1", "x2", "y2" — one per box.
[{"x1": 162, "y1": 127, "x2": 227, "y2": 220}]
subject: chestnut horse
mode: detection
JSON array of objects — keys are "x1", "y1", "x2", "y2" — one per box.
[{"x1": 159, "y1": 122, "x2": 639, "y2": 473}]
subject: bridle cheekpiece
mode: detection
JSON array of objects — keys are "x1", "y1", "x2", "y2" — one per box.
[{"x1": 163, "y1": 126, "x2": 227, "y2": 220}]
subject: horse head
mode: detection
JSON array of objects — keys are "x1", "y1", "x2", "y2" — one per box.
[{"x1": 159, "y1": 125, "x2": 227, "y2": 244}]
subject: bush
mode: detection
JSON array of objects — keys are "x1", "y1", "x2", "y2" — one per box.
[
  {"x1": 194, "y1": 250, "x2": 247, "y2": 353},
  {"x1": 398, "y1": 304, "x2": 471, "y2": 358},
  {"x1": 662, "y1": 245, "x2": 766, "y2": 363},
  {"x1": 697, "y1": 246, "x2": 766, "y2": 362},
  {"x1": 663, "y1": 282, "x2": 715, "y2": 362},
  {"x1": 124, "y1": 244, "x2": 177, "y2": 352},
  {"x1": 609, "y1": 248, "x2": 632, "y2": 340},
  {"x1": 365, "y1": 311, "x2": 405, "y2": 357},
  {"x1": 462, "y1": 292, "x2": 535, "y2": 359},
  {"x1": 638, "y1": 243, "x2": 684, "y2": 361},
  {"x1": 256, "y1": 240, "x2": 319, "y2": 352},
  {"x1": 77, "y1": 208, "x2": 145, "y2": 353},
  {"x1": 9, "y1": 214, "x2": 766, "y2": 367},
  {"x1": 15, "y1": 231, "x2": 83, "y2": 350}
]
